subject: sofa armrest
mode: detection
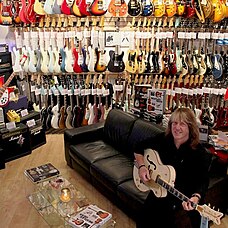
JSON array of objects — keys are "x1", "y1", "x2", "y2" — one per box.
[{"x1": 64, "y1": 122, "x2": 105, "y2": 167}]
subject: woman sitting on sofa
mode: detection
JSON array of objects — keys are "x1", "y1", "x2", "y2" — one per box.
[{"x1": 134, "y1": 108, "x2": 211, "y2": 228}]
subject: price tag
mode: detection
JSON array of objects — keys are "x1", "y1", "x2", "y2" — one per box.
[
  {"x1": 74, "y1": 88, "x2": 80, "y2": 95},
  {"x1": 26, "y1": 119, "x2": 36, "y2": 128},
  {"x1": 34, "y1": 88, "x2": 41, "y2": 96},
  {"x1": 166, "y1": 32, "x2": 173, "y2": 39},
  {"x1": 171, "y1": 90, "x2": 175, "y2": 96},
  {"x1": 182, "y1": 88, "x2": 189, "y2": 95},
  {"x1": 193, "y1": 89, "x2": 198, "y2": 95},
  {"x1": 127, "y1": 88, "x2": 131, "y2": 95},
  {"x1": 191, "y1": 32, "x2": 197, "y2": 39},
  {"x1": 188, "y1": 89, "x2": 193, "y2": 96},
  {"x1": 31, "y1": 85, "x2": 36, "y2": 92},
  {"x1": 68, "y1": 89, "x2": 73, "y2": 96},
  {"x1": 21, "y1": 109, "x2": 29, "y2": 117},
  {"x1": 204, "y1": 32, "x2": 211, "y2": 39},
  {"x1": 185, "y1": 32, "x2": 192, "y2": 39},
  {"x1": 202, "y1": 87, "x2": 211, "y2": 94},
  {"x1": 97, "y1": 88, "x2": 103, "y2": 96},
  {"x1": 135, "y1": 31, "x2": 141, "y2": 39},
  {"x1": 212, "y1": 88, "x2": 219, "y2": 95},
  {"x1": 224, "y1": 33, "x2": 228, "y2": 39},
  {"x1": 197, "y1": 88, "x2": 203, "y2": 95},
  {"x1": 211, "y1": 33, "x2": 219, "y2": 39},
  {"x1": 61, "y1": 88, "x2": 68, "y2": 95},
  {"x1": 54, "y1": 89, "x2": 60, "y2": 96},
  {"x1": 218, "y1": 33, "x2": 225, "y2": 39},
  {"x1": 175, "y1": 87, "x2": 182, "y2": 94},
  {"x1": 6, "y1": 122, "x2": 16, "y2": 130},
  {"x1": 92, "y1": 88, "x2": 97, "y2": 95},
  {"x1": 166, "y1": 89, "x2": 171, "y2": 95},
  {"x1": 85, "y1": 88, "x2": 91, "y2": 95},
  {"x1": 103, "y1": 88, "x2": 110, "y2": 96},
  {"x1": 198, "y1": 32, "x2": 205, "y2": 39},
  {"x1": 115, "y1": 84, "x2": 123, "y2": 91},
  {"x1": 178, "y1": 32, "x2": 185, "y2": 39},
  {"x1": 80, "y1": 89, "x2": 85, "y2": 96}
]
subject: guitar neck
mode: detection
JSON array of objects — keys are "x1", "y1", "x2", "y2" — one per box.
[{"x1": 156, "y1": 177, "x2": 197, "y2": 209}]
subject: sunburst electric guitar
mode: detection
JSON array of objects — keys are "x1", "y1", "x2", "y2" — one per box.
[{"x1": 133, "y1": 149, "x2": 223, "y2": 226}]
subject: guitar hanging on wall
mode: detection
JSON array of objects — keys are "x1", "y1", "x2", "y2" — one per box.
[{"x1": 133, "y1": 149, "x2": 223, "y2": 226}]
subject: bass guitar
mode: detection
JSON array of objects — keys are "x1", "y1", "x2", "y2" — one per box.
[{"x1": 133, "y1": 149, "x2": 223, "y2": 226}]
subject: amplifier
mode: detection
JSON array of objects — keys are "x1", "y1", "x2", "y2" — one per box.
[
  {"x1": 20, "y1": 111, "x2": 41, "y2": 125},
  {"x1": 0, "y1": 123, "x2": 31, "y2": 162},
  {"x1": 29, "y1": 123, "x2": 46, "y2": 150},
  {"x1": 0, "y1": 147, "x2": 5, "y2": 170},
  {"x1": 0, "y1": 44, "x2": 12, "y2": 73}
]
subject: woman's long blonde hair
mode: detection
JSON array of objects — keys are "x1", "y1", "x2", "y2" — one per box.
[{"x1": 165, "y1": 108, "x2": 200, "y2": 149}]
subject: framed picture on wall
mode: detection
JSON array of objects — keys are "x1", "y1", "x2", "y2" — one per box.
[{"x1": 105, "y1": 31, "x2": 116, "y2": 47}]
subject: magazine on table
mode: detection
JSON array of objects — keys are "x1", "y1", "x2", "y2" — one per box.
[
  {"x1": 24, "y1": 163, "x2": 60, "y2": 183},
  {"x1": 68, "y1": 204, "x2": 112, "y2": 228}
]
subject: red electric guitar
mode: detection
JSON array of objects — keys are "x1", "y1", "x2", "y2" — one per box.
[
  {"x1": 78, "y1": 0, "x2": 91, "y2": 16},
  {"x1": 0, "y1": 0, "x2": 12, "y2": 25},
  {"x1": 0, "y1": 73, "x2": 16, "y2": 107}
]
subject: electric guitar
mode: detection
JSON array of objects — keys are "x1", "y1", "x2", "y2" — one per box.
[
  {"x1": 89, "y1": 0, "x2": 107, "y2": 16},
  {"x1": 133, "y1": 149, "x2": 223, "y2": 226},
  {"x1": 141, "y1": 0, "x2": 153, "y2": 16},
  {"x1": 0, "y1": 0, "x2": 12, "y2": 25},
  {"x1": 128, "y1": 0, "x2": 141, "y2": 16},
  {"x1": 108, "y1": 0, "x2": 128, "y2": 16},
  {"x1": 78, "y1": 0, "x2": 91, "y2": 16},
  {"x1": 107, "y1": 45, "x2": 125, "y2": 72}
]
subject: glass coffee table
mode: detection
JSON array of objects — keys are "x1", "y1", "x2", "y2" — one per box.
[{"x1": 26, "y1": 175, "x2": 115, "y2": 227}]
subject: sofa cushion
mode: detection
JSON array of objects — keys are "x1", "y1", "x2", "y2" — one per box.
[
  {"x1": 103, "y1": 109, "x2": 137, "y2": 155},
  {"x1": 127, "y1": 118, "x2": 165, "y2": 157},
  {"x1": 69, "y1": 140, "x2": 120, "y2": 172},
  {"x1": 90, "y1": 154, "x2": 133, "y2": 194},
  {"x1": 117, "y1": 180, "x2": 149, "y2": 215}
]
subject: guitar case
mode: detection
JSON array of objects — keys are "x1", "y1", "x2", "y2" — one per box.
[{"x1": 0, "y1": 44, "x2": 14, "y2": 86}]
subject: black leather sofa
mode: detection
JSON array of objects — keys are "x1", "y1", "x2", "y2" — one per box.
[{"x1": 64, "y1": 109, "x2": 227, "y2": 224}]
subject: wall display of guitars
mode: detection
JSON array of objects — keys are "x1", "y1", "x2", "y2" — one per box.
[
  {"x1": 15, "y1": 73, "x2": 114, "y2": 131},
  {"x1": 1, "y1": 0, "x2": 228, "y2": 25}
]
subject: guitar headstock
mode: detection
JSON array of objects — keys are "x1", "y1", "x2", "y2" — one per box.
[{"x1": 197, "y1": 204, "x2": 223, "y2": 225}]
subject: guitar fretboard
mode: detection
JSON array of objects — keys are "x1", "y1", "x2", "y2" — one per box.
[{"x1": 157, "y1": 177, "x2": 197, "y2": 209}]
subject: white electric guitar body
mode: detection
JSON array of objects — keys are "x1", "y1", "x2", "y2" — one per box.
[
  {"x1": 133, "y1": 149, "x2": 223, "y2": 226},
  {"x1": 51, "y1": 104, "x2": 60, "y2": 129},
  {"x1": 65, "y1": 47, "x2": 74, "y2": 73},
  {"x1": 22, "y1": 47, "x2": 29, "y2": 72},
  {"x1": 12, "y1": 47, "x2": 22, "y2": 72},
  {"x1": 40, "y1": 49, "x2": 49, "y2": 73},
  {"x1": 44, "y1": 0, "x2": 55, "y2": 14},
  {"x1": 28, "y1": 47, "x2": 37, "y2": 73},
  {"x1": 53, "y1": 48, "x2": 61, "y2": 73},
  {"x1": 48, "y1": 47, "x2": 55, "y2": 73}
]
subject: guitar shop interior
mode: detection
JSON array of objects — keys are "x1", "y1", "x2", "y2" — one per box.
[{"x1": 0, "y1": 1, "x2": 228, "y2": 227}]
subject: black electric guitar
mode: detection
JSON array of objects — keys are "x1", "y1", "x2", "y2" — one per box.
[
  {"x1": 133, "y1": 149, "x2": 223, "y2": 226},
  {"x1": 128, "y1": 0, "x2": 141, "y2": 16}
]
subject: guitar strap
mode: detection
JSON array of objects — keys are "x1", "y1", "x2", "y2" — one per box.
[{"x1": 200, "y1": 216, "x2": 208, "y2": 228}]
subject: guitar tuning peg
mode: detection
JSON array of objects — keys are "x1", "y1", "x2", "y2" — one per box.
[
  {"x1": 213, "y1": 206, "x2": 215, "y2": 209},
  {"x1": 208, "y1": 203, "x2": 211, "y2": 207},
  {"x1": 218, "y1": 208, "x2": 220, "y2": 212}
]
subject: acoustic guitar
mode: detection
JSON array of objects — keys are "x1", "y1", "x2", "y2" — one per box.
[{"x1": 133, "y1": 149, "x2": 223, "y2": 226}]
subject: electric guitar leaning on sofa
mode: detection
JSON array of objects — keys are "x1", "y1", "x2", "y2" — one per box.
[{"x1": 133, "y1": 149, "x2": 223, "y2": 226}]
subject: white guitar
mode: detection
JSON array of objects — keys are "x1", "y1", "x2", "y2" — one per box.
[
  {"x1": 133, "y1": 149, "x2": 223, "y2": 226},
  {"x1": 43, "y1": 0, "x2": 55, "y2": 14}
]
